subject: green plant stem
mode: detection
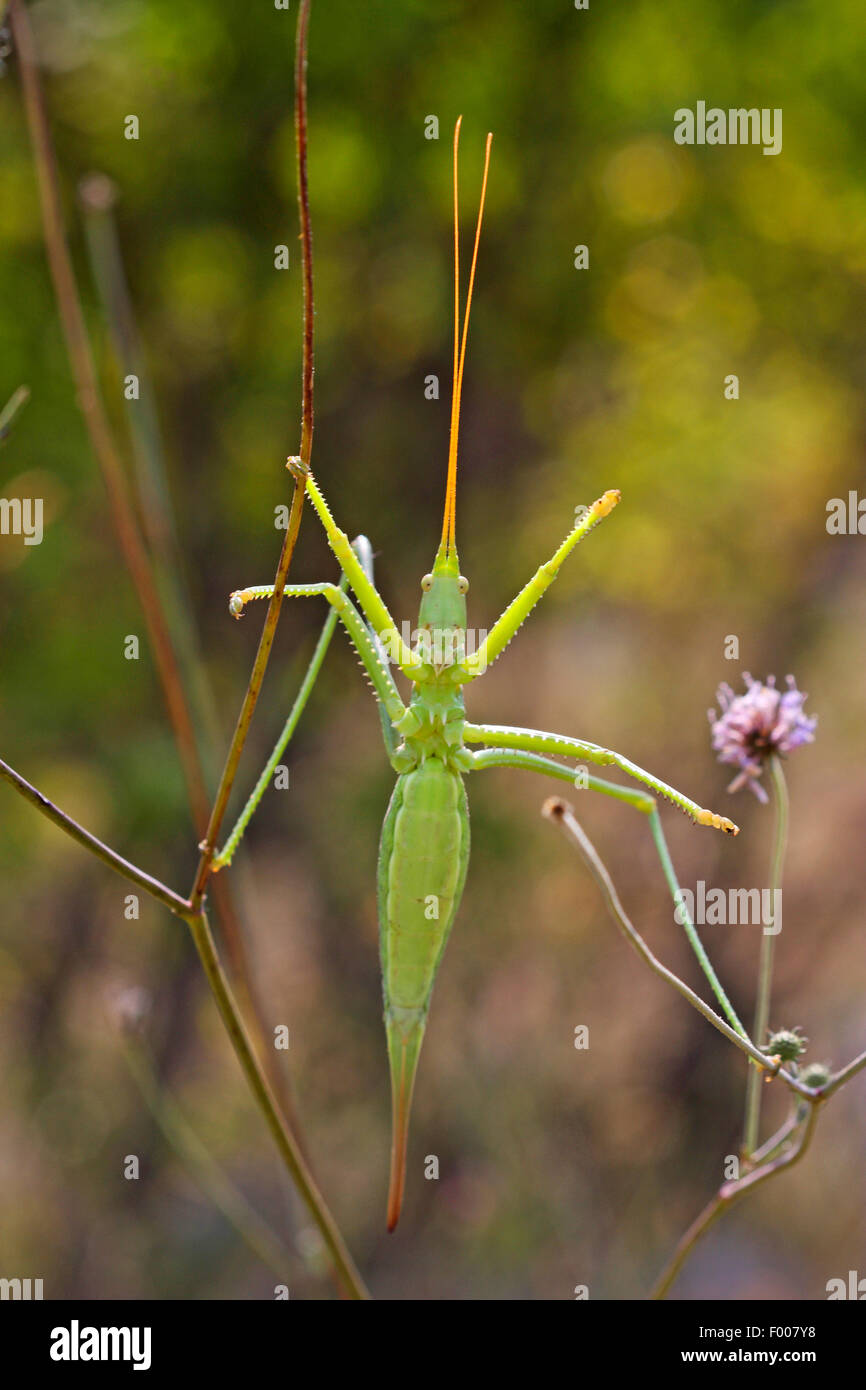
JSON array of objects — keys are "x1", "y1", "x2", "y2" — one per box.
[
  {"x1": 743, "y1": 754, "x2": 789, "y2": 1157},
  {"x1": 649, "y1": 807, "x2": 746, "y2": 1036}
]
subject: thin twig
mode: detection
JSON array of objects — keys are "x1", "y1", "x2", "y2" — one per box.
[
  {"x1": 295, "y1": 0, "x2": 315, "y2": 472},
  {"x1": 9, "y1": 0, "x2": 209, "y2": 839},
  {"x1": 747, "y1": 1109, "x2": 801, "y2": 1166},
  {"x1": 825, "y1": 1047, "x2": 866, "y2": 1097},
  {"x1": 544, "y1": 799, "x2": 769, "y2": 1070},
  {"x1": 121, "y1": 1034, "x2": 297, "y2": 1283},
  {"x1": 0, "y1": 756, "x2": 191, "y2": 918},
  {"x1": 78, "y1": 171, "x2": 223, "y2": 766},
  {"x1": 10, "y1": 0, "x2": 369, "y2": 1296},
  {"x1": 9, "y1": 0, "x2": 303, "y2": 1146},
  {"x1": 190, "y1": 0, "x2": 315, "y2": 910},
  {"x1": 543, "y1": 790, "x2": 824, "y2": 1300},
  {"x1": 186, "y1": 909, "x2": 370, "y2": 1299},
  {"x1": 650, "y1": 1102, "x2": 819, "y2": 1299},
  {"x1": 0, "y1": 755, "x2": 370, "y2": 1298},
  {"x1": 0, "y1": 385, "x2": 30, "y2": 442},
  {"x1": 76, "y1": 173, "x2": 308, "y2": 1147}
]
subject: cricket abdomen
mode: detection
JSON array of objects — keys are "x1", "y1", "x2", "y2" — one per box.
[
  {"x1": 380, "y1": 758, "x2": 469, "y2": 1016},
  {"x1": 377, "y1": 756, "x2": 470, "y2": 1229}
]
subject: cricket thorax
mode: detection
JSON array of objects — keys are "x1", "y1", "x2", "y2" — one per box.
[{"x1": 392, "y1": 682, "x2": 469, "y2": 771}]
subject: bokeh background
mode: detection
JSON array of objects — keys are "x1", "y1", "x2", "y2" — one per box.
[{"x1": 1, "y1": 0, "x2": 865, "y2": 1300}]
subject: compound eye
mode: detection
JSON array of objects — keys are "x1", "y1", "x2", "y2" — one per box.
[
  {"x1": 421, "y1": 573, "x2": 433, "y2": 592},
  {"x1": 457, "y1": 576, "x2": 469, "y2": 594}
]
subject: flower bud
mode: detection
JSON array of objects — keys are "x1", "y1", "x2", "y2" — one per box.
[
  {"x1": 765, "y1": 1027, "x2": 808, "y2": 1062},
  {"x1": 799, "y1": 1062, "x2": 831, "y2": 1090}
]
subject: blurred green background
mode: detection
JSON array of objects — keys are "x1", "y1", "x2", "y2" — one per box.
[{"x1": 1, "y1": 0, "x2": 865, "y2": 1299}]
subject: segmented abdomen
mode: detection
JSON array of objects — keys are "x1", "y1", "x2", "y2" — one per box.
[{"x1": 378, "y1": 757, "x2": 470, "y2": 1020}]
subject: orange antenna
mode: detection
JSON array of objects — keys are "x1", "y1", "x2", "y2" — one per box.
[
  {"x1": 440, "y1": 121, "x2": 493, "y2": 556},
  {"x1": 442, "y1": 116, "x2": 462, "y2": 554}
]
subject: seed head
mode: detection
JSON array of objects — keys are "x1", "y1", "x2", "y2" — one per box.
[
  {"x1": 765, "y1": 1027, "x2": 808, "y2": 1063},
  {"x1": 799, "y1": 1062, "x2": 831, "y2": 1090}
]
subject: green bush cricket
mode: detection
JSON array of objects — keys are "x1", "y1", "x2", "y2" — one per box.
[{"x1": 222, "y1": 119, "x2": 738, "y2": 1230}]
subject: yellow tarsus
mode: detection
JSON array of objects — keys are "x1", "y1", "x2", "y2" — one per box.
[
  {"x1": 592, "y1": 488, "x2": 621, "y2": 520},
  {"x1": 696, "y1": 807, "x2": 740, "y2": 835}
]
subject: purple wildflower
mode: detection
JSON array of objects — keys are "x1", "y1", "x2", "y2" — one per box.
[{"x1": 708, "y1": 673, "x2": 816, "y2": 803}]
